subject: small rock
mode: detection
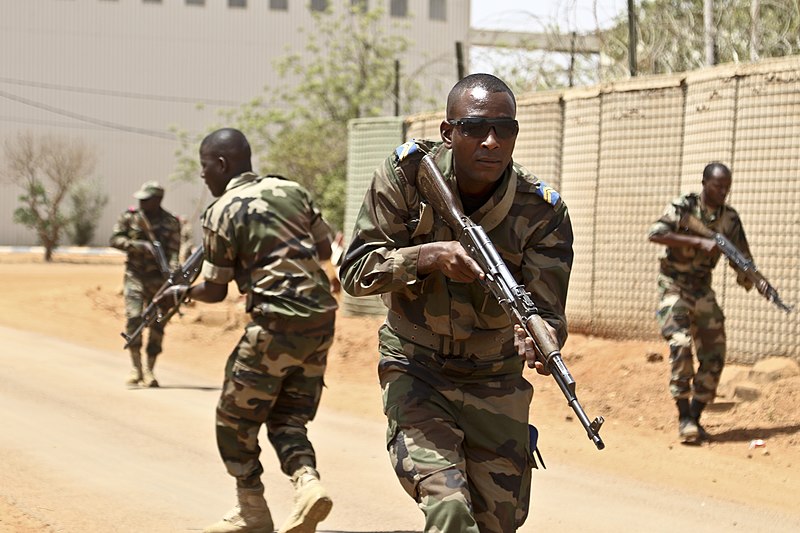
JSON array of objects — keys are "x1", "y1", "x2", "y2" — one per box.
[
  {"x1": 749, "y1": 357, "x2": 800, "y2": 384},
  {"x1": 733, "y1": 382, "x2": 761, "y2": 402},
  {"x1": 646, "y1": 352, "x2": 664, "y2": 363}
]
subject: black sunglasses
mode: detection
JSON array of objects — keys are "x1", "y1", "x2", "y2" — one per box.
[{"x1": 447, "y1": 117, "x2": 519, "y2": 139}]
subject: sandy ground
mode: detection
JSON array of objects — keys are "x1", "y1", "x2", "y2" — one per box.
[{"x1": 0, "y1": 251, "x2": 799, "y2": 532}]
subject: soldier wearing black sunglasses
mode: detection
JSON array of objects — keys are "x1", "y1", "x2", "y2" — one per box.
[{"x1": 341, "y1": 73, "x2": 574, "y2": 533}]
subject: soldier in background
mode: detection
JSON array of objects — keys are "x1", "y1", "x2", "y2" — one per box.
[
  {"x1": 110, "y1": 181, "x2": 180, "y2": 388},
  {"x1": 339, "y1": 74, "x2": 573, "y2": 533},
  {"x1": 648, "y1": 162, "x2": 768, "y2": 443},
  {"x1": 158, "y1": 128, "x2": 338, "y2": 533}
]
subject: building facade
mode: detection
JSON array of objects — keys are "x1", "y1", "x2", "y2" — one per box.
[{"x1": 0, "y1": 0, "x2": 470, "y2": 246}]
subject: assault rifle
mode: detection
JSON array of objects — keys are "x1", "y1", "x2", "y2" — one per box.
[
  {"x1": 137, "y1": 210, "x2": 171, "y2": 278},
  {"x1": 680, "y1": 214, "x2": 793, "y2": 314},
  {"x1": 417, "y1": 155, "x2": 605, "y2": 450},
  {"x1": 121, "y1": 245, "x2": 204, "y2": 349}
]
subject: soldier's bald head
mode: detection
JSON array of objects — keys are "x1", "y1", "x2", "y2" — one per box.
[
  {"x1": 446, "y1": 73, "x2": 516, "y2": 118},
  {"x1": 201, "y1": 128, "x2": 252, "y2": 170}
]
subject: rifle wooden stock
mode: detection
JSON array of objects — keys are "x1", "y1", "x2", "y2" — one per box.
[
  {"x1": 680, "y1": 213, "x2": 793, "y2": 313},
  {"x1": 417, "y1": 155, "x2": 605, "y2": 450}
]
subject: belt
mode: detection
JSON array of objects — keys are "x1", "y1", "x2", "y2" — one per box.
[
  {"x1": 659, "y1": 270, "x2": 711, "y2": 290},
  {"x1": 250, "y1": 304, "x2": 335, "y2": 336},
  {"x1": 385, "y1": 310, "x2": 513, "y2": 357}
]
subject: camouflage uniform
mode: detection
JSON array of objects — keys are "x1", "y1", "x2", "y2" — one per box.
[
  {"x1": 200, "y1": 171, "x2": 338, "y2": 490},
  {"x1": 339, "y1": 141, "x2": 573, "y2": 533},
  {"x1": 648, "y1": 192, "x2": 755, "y2": 403},
  {"x1": 179, "y1": 217, "x2": 195, "y2": 264},
  {"x1": 110, "y1": 206, "x2": 180, "y2": 357}
]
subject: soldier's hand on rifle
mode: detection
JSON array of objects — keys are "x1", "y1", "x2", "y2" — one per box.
[
  {"x1": 696, "y1": 237, "x2": 717, "y2": 253},
  {"x1": 154, "y1": 284, "x2": 190, "y2": 310},
  {"x1": 129, "y1": 239, "x2": 155, "y2": 256},
  {"x1": 419, "y1": 241, "x2": 484, "y2": 283},
  {"x1": 514, "y1": 324, "x2": 551, "y2": 376}
]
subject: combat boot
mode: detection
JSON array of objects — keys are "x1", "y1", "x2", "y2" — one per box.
[
  {"x1": 126, "y1": 348, "x2": 143, "y2": 386},
  {"x1": 203, "y1": 487, "x2": 274, "y2": 533},
  {"x1": 676, "y1": 398, "x2": 699, "y2": 443},
  {"x1": 277, "y1": 466, "x2": 332, "y2": 533},
  {"x1": 690, "y1": 398, "x2": 709, "y2": 441},
  {"x1": 142, "y1": 354, "x2": 159, "y2": 388}
]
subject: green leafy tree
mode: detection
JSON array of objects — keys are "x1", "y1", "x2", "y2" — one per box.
[
  {"x1": 174, "y1": 6, "x2": 425, "y2": 231},
  {"x1": 2, "y1": 132, "x2": 97, "y2": 261},
  {"x1": 599, "y1": 0, "x2": 800, "y2": 79},
  {"x1": 68, "y1": 181, "x2": 109, "y2": 246}
]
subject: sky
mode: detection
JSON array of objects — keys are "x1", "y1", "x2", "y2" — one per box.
[
  {"x1": 468, "y1": 0, "x2": 630, "y2": 81},
  {"x1": 471, "y1": 0, "x2": 628, "y2": 33}
]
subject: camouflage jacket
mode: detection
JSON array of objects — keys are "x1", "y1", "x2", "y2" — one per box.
[
  {"x1": 110, "y1": 206, "x2": 181, "y2": 277},
  {"x1": 339, "y1": 140, "x2": 574, "y2": 348},
  {"x1": 648, "y1": 192, "x2": 754, "y2": 290},
  {"x1": 200, "y1": 172, "x2": 338, "y2": 327}
]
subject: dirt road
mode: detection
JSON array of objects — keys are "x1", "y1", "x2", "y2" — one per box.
[{"x1": 1, "y1": 256, "x2": 799, "y2": 532}]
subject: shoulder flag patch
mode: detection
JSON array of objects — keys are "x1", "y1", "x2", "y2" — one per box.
[
  {"x1": 535, "y1": 181, "x2": 561, "y2": 206},
  {"x1": 395, "y1": 140, "x2": 420, "y2": 161}
]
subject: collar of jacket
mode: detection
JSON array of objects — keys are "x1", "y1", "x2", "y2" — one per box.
[
  {"x1": 434, "y1": 148, "x2": 517, "y2": 234},
  {"x1": 223, "y1": 171, "x2": 260, "y2": 194}
]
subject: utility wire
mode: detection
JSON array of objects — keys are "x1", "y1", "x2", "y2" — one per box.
[
  {"x1": 0, "y1": 76, "x2": 240, "y2": 107},
  {"x1": 0, "y1": 88, "x2": 177, "y2": 141}
]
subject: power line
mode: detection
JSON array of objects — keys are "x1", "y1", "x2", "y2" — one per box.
[
  {"x1": 0, "y1": 115, "x2": 113, "y2": 133},
  {"x1": 0, "y1": 88, "x2": 177, "y2": 141},
  {"x1": 0, "y1": 76, "x2": 241, "y2": 107}
]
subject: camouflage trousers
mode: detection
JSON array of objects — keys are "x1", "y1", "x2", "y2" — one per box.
[
  {"x1": 216, "y1": 318, "x2": 334, "y2": 490},
  {"x1": 123, "y1": 270, "x2": 166, "y2": 357},
  {"x1": 378, "y1": 324, "x2": 535, "y2": 533},
  {"x1": 656, "y1": 274, "x2": 726, "y2": 403}
]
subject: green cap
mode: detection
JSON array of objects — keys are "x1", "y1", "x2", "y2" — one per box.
[{"x1": 133, "y1": 181, "x2": 164, "y2": 200}]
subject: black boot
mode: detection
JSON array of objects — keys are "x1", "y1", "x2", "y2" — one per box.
[
  {"x1": 676, "y1": 398, "x2": 699, "y2": 442},
  {"x1": 690, "y1": 399, "x2": 709, "y2": 441}
]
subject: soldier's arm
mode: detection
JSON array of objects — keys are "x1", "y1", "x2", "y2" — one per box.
[
  {"x1": 109, "y1": 212, "x2": 133, "y2": 251},
  {"x1": 649, "y1": 231, "x2": 716, "y2": 252},
  {"x1": 308, "y1": 194, "x2": 333, "y2": 262},
  {"x1": 648, "y1": 200, "x2": 716, "y2": 252},
  {"x1": 339, "y1": 157, "x2": 423, "y2": 297}
]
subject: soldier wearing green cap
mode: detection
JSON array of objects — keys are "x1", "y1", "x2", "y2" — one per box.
[{"x1": 110, "y1": 180, "x2": 181, "y2": 387}]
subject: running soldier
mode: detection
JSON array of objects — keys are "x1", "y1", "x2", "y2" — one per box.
[
  {"x1": 340, "y1": 74, "x2": 573, "y2": 532},
  {"x1": 648, "y1": 162, "x2": 768, "y2": 443},
  {"x1": 158, "y1": 128, "x2": 338, "y2": 533}
]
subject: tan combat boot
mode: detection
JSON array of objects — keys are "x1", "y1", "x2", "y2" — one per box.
[
  {"x1": 142, "y1": 354, "x2": 159, "y2": 388},
  {"x1": 277, "y1": 466, "x2": 332, "y2": 533},
  {"x1": 126, "y1": 348, "x2": 143, "y2": 386},
  {"x1": 203, "y1": 487, "x2": 274, "y2": 533}
]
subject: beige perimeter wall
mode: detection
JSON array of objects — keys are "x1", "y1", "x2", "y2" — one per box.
[{"x1": 345, "y1": 57, "x2": 800, "y2": 364}]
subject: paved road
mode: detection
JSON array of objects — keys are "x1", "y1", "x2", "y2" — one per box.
[{"x1": 2, "y1": 325, "x2": 799, "y2": 532}]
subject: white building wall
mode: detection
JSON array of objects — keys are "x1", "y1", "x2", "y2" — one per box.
[{"x1": 0, "y1": 0, "x2": 470, "y2": 245}]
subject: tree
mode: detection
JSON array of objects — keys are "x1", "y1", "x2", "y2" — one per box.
[
  {"x1": 599, "y1": 0, "x2": 800, "y2": 79},
  {"x1": 68, "y1": 181, "x2": 109, "y2": 246},
  {"x1": 174, "y1": 6, "x2": 425, "y2": 231},
  {"x1": 2, "y1": 132, "x2": 98, "y2": 261}
]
